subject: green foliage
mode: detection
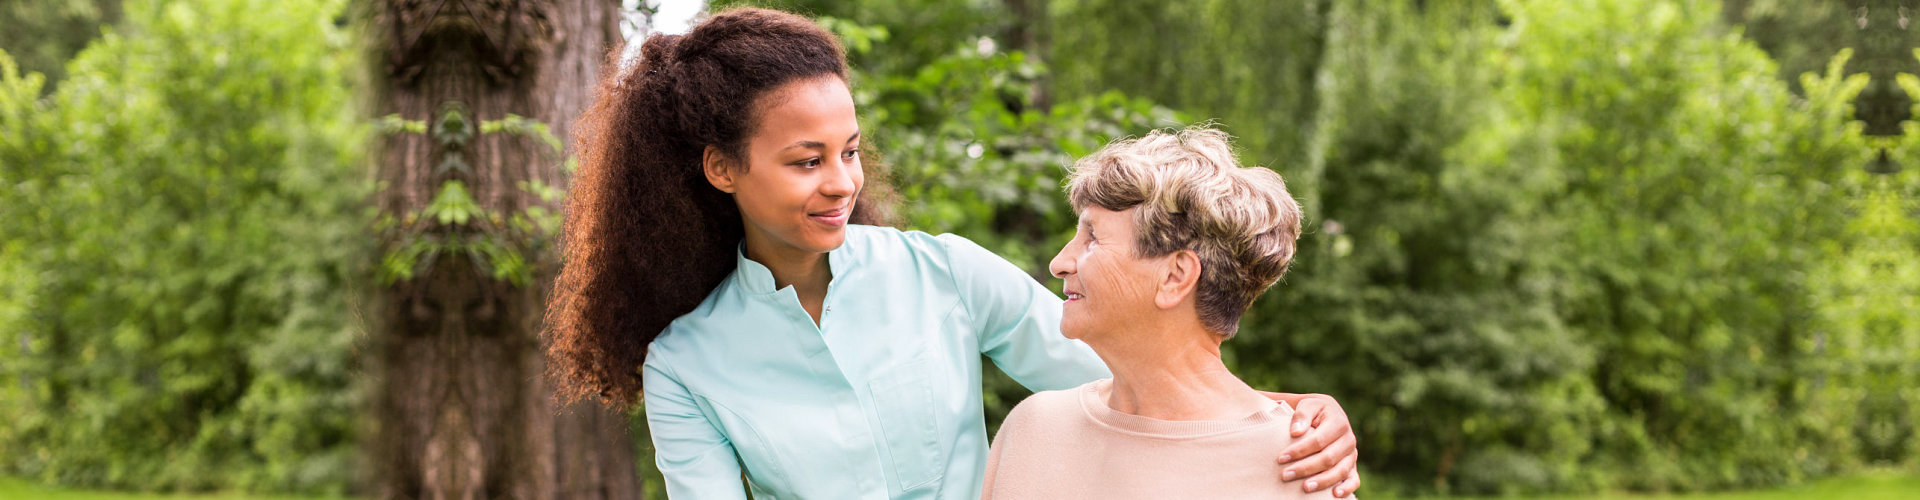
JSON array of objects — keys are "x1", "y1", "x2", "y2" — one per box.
[
  {"x1": 1730, "y1": 0, "x2": 1918, "y2": 140},
  {"x1": 849, "y1": 32, "x2": 1181, "y2": 272},
  {"x1": 724, "y1": 0, "x2": 1021, "y2": 80},
  {"x1": 1818, "y1": 167, "x2": 1920, "y2": 466},
  {"x1": 1233, "y1": 1, "x2": 1605, "y2": 494},
  {"x1": 1721, "y1": 0, "x2": 1864, "y2": 95},
  {"x1": 0, "y1": 0, "x2": 120, "y2": 93},
  {"x1": 1162, "y1": 0, "x2": 1883, "y2": 493},
  {"x1": 1047, "y1": 0, "x2": 1328, "y2": 190},
  {"x1": 1225, "y1": 0, "x2": 1874, "y2": 494},
  {"x1": 1486, "y1": 1, "x2": 1863, "y2": 491},
  {"x1": 1833, "y1": 63, "x2": 1920, "y2": 466},
  {"x1": 0, "y1": 0, "x2": 366, "y2": 494}
]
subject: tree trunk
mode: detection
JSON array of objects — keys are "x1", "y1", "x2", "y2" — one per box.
[{"x1": 366, "y1": 1, "x2": 636, "y2": 499}]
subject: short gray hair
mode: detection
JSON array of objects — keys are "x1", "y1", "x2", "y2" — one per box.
[{"x1": 1065, "y1": 127, "x2": 1302, "y2": 338}]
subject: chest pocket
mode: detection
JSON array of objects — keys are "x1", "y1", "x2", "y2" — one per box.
[{"x1": 869, "y1": 357, "x2": 944, "y2": 492}]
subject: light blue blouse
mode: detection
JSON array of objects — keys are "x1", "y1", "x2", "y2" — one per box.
[{"x1": 642, "y1": 225, "x2": 1111, "y2": 499}]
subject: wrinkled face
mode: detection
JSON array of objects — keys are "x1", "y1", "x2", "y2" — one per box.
[
  {"x1": 1049, "y1": 206, "x2": 1166, "y2": 341},
  {"x1": 722, "y1": 75, "x2": 863, "y2": 256}
]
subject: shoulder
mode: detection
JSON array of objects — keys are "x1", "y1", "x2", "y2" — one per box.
[
  {"x1": 991, "y1": 381, "x2": 1103, "y2": 459},
  {"x1": 838, "y1": 224, "x2": 984, "y2": 279},
  {"x1": 640, "y1": 332, "x2": 684, "y2": 394},
  {"x1": 1004, "y1": 379, "x2": 1102, "y2": 427},
  {"x1": 841, "y1": 224, "x2": 953, "y2": 259},
  {"x1": 843, "y1": 224, "x2": 997, "y2": 258},
  {"x1": 929, "y1": 230, "x2": 998, "y2": 263},
  {"x1": 644, "y1": 278, "x2": 739, "y2": 365}
]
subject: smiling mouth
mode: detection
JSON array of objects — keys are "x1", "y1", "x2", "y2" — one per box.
[
  {"x1": 1064, "y1": 291, "x2": 1083, "y2": 302},
  {"x1": 809, "y1": 206, "x2": 850, "y2": 227}
]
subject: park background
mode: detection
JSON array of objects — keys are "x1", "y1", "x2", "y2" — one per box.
[{"x1": 2, "y1": 0, "x2": 1918, "y2": 498}]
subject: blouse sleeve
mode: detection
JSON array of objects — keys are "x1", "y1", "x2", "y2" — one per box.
[
  {"x1": 642, "y1": 358, "x2": 751, "y2": 500},
  {"x1": 939, "y1": 234, "x2": 1110, "y2": 392}
]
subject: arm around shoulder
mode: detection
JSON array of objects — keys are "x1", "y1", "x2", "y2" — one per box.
[{"x1": 938, "y1": 234, "x2": 1109, "y2": 391}]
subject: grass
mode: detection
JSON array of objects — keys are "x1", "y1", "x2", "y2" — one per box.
[
  {"x1": 2, "y1": 471, "x2": 1915, "y2": 500},
  {"x1": 0, "y1": 478, "x2": 352, "y2": 500},
  {"x1": 1445, "y1": 470, "x2": 1920, "y2": 500}
]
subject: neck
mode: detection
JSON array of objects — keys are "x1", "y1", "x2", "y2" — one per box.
[
  {"x1": 742, "y1": 234, "x2": 832, "y2": 293},
  {"x1": 1089, "y1": 321, "x2": 1270, "y2": 421},
  {"x1": 741, "y1": 228, "x2": 835, "y2": 326}
]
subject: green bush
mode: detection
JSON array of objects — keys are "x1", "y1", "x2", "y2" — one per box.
[
  {"x1": 1248, "y1": 0, "x2": 1873, "y2": 493},
  {"x1": 1490, "y1": 1, "x2": 1864, "y2": 490},
  {"x1": 0, "y1": 0, "x2": 366, "y2": 493}
]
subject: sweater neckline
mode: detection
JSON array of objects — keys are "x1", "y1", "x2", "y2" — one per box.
[{"x1": 1076, "y1": 378, "x2": 1294, "y2": 440}]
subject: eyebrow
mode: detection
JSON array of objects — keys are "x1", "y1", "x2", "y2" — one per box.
[{"x1": 780, "y1": 131, "x2": 862, "y2": 152}]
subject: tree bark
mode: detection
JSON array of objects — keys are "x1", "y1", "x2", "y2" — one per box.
[{"x1": 366, "y1": 1, "x2": 636, "y2": 499}]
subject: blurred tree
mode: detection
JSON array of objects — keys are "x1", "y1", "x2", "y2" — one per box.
[
  {"x1": 1818, "y1": 164, "x2": 1920, "y2": 466},
  {"x1": 0, "y1": 0, "x2": 121, "y2": 93},
  {"x1": 1046, "y1": 0, "x2": 1328, "y2": 196},
  {"x1": 1847, "y1": 0, "x2": 1920, "y2": 140},
  {"x1": 1234, "y1": 1, "x2": 1604, "y2": 494},
  {"x1": 1726, "y1": 0, "x2": 1920, "y2": 470},
  {"x1": 361, "y1": 0, "x2": 640, "y2": 498},
  {"x1": 1720, "y1": 0, "x2": 1858, "y2": 93},
  {"x1": 1464, "y1": 0, "x2": 1865, "y2": 491},
  {"x1": 1843, "y1": 66, "x2": 1920, "y2": 465},
  {"x1": 726, "y1": 0, "x2": 1016, "y2": 78},
  {"x1": 0, "y1": 0, "x2": 364, "y2": 493},
  {"x1": 1723, "y1": 1, "x2": 1919, "y2": 142}
]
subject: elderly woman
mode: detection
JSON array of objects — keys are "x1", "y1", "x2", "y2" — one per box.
[{"x1": 981, "y1": 127, "x2": 1344, "y2": 499}]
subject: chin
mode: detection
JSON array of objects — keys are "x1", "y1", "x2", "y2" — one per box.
[
  {"x1": 799, "y1": 231, "x2": 847, "y2": 254},
  {"x1": 1059, "y1": 320, "x2": 1089, "y2": 341}
]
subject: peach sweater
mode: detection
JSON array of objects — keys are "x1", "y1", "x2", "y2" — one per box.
[{"x1": 982, "y1": 379, "x2": 1342, "y2": 500}]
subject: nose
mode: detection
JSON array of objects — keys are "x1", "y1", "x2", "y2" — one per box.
[
  {"x1": 821, "y1": 156, "x2": 858, "y2": 198},
  {"x1": 1049, "y1": 244, "x2": 1076, "y2": 279}
]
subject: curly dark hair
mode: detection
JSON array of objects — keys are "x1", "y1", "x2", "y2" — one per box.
[{"x1": 545, "y1": 7, "x2": 896, "y2": 408}]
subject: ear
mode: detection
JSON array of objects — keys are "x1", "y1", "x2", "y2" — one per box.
[
  {"x1": 702, "y1": 145, "x2": 738, "y2": 193},
  {"x1": 1154, "y1": 249, "x2": 1201, "y2": 310}
]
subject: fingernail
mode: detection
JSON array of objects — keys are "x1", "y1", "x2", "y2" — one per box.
[
  {"x1": 1279, "y1": 453, "x2": 1291, "y2": 462},
  {"x1": 1283, "y1": 470, "x2": 1296, "y2": 480},
  {"x1": 1293, "y1": 422, "x2": 1306, "y2": 433},
  {"x1": 1307, "y1": 480, "x2": 1319, "y2": 491}
]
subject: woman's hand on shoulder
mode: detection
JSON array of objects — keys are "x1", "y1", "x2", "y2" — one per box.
[{"x1": 1276, "y1": 394, "x2": 1359, "y2": 498}]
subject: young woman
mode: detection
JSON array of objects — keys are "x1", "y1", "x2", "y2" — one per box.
[{"x1": 545, "y1": 8, "x2": 1361, "y2": 499}]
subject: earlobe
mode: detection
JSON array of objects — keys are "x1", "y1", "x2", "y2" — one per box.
[
  {"x1": 702, "y1": 145, "x2": 736, "y2": 194},
  {"x1": 1155, "y1": 250, "x2": 1202, "y2": 310}
]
